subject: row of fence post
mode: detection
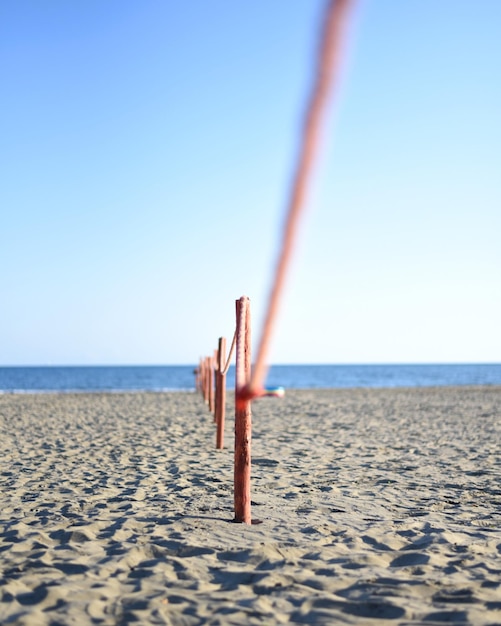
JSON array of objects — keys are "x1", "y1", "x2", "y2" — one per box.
[
  {"x1": 197, "y1": 296, "x2": 252, "y2": 524},
  {"x1": 197, "y1": 339, "x2": 228, "y2": 450}
]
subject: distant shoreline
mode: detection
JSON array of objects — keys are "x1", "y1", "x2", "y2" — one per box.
[
  {"x1": 2, "y1": 382, "x2": 501, "y2": 395},
  {"x1": 1, "y1": 363, "x2": 501, "y2": 393}
]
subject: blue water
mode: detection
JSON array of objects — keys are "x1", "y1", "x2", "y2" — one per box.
[{"x1": 0, "y1": 364, "x2": 500, "y2": 393}]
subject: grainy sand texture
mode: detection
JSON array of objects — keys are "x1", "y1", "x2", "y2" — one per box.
[{"x1": 1, "y1": 387, "x2": 500, "y2": 625}]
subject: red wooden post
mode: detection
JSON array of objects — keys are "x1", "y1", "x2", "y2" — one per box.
[
  {"x1": 215, "y1": 336, "x2": 227, "y2": 449},
  {"x1": 212, "y1": 349, "x2": 218, "y2": 419},
  {"x1": 234, "y1": 296, "x2": 252, "y2": 524},
  {"x1": 208, "y1": 354, "x2": 215, "y2": 414},
  {"x1": 213, "y1": 350, "x2": 219, "y2": 424},
  {"x1": 203, "y1": 357, "x2": 209, "y2": 404},
  {"x1": 214, "y1": 347, "x2": 220, "y2": 424},
  {"x1": 205, "y1": 356, "x2": 210, "y2": 404}
]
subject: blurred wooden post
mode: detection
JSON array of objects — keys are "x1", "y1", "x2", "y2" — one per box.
[
  {"x1": 212, "y1": 349, "x2": 218, "y2": 419},
  {"x1": 208, "y1": 355, "x2": 215, "y2": 414},
  {"x1": 205, "y1": 356, "x2": 211, "y2": 405},
  {"x1": 203, "y1": 357, "x2": 210, "y2": 404},
  {"x1": 215, "y1": 336, "x2": 227, "y2": 449},
  {"x1": 234, "y1": 296, "x2": 252, "y2": 524},
  {"x1": 214, "y1": 347, "x2": 220, "y2": 423},
  {"x1": 200, "y1": 358, "x2": 205, "y2": 400},
  {"x1": 213, "y1": 350, "x2": 219, "y2": 424}
]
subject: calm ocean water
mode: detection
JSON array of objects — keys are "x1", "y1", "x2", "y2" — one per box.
[{"x1": 0, "y1": 364, "x2": 500, "y2": 393}]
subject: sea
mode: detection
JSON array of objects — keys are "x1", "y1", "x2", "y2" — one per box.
[{"x1": 0, "y1": 364, "x2": 500, "y2": 394}]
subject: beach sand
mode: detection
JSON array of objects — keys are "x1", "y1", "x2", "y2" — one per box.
[{"x1": 1, "y1": 387, "x2": 500, "y2": 625}]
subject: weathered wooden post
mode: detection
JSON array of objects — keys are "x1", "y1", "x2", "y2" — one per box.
[
  {"x1": 201, "y1": 357, "x2": 207, "y2": 403},
  {"x1": 213, "y1": 349, "x2": 218, "y2": 423},
  {"x1": 234, "y1": 296, "x2": 252, "y2": 524},
  {"x1": 205, "y1": 356, "x2": 211, "y2": 405},
  {"x1": 204, "y1": 356, "x2": 210, "y2": 405},
  {"x1": 212, "y1": 349, "x2": 218, "y2": 420},
  {"x1": 200, "y1": 358, "x2": 205, "y2": 401},
  {"x1": 215, "y1": 336, "x2": 227, "y2": 449},
  {"x1": 208, "y1": 354, "x2": 215, "y2": 414}
]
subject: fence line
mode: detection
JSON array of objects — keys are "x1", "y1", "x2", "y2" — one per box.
[
  {"x1": 195, "y1": 0, "x2": 356, "y2": 525},
  {"x1": 196, "y1": 295, "x2": 285, "y2": 524}
]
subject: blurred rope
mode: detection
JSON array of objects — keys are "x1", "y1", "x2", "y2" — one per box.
[{"x1": 243, "y1": 0, "x2": 357, "y2": 401}]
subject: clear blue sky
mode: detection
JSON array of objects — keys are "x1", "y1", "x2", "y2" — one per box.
[{"x1": 1, "y1": 1, "x2": 500, "y2": 365}]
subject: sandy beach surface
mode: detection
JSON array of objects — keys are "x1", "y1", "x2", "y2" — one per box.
[{"x1": 1, "y1": 387, "x2": 500, "y2": 625}]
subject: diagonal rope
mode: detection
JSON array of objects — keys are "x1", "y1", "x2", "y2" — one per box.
[
  {"x1": 221, "y1": 328, "x2": 237, "y2": 376},
  {"x1": 243, "y1": 0, "x2": 356, "y2": 400}
]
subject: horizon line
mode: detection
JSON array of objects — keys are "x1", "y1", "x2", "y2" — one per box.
[{"x1": 1, "y1": 362, "x2": 500, "y2": 368}]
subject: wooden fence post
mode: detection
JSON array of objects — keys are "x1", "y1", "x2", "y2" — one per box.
[
  {"x1": 200, "y1": 358, "x2": 205, "y2": 401},
  {"x1": 212, "y1": 349, "x2": 218, "y2": 420},
  {"x1": 215, "y1": 336, "x2": 227, "y2": 449},
  {"x1": 234, "y1": 296, "x2": 252, "y2": 524},
  {"x1": 204, "y1": 356, "x2": 209, "y2": 404},
  {"x1": 202, "y1": 357, "x2": 208, "y2": 403},
  {"x1": 208, "y1": 354, "x2": 215, "y2": 414}
]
